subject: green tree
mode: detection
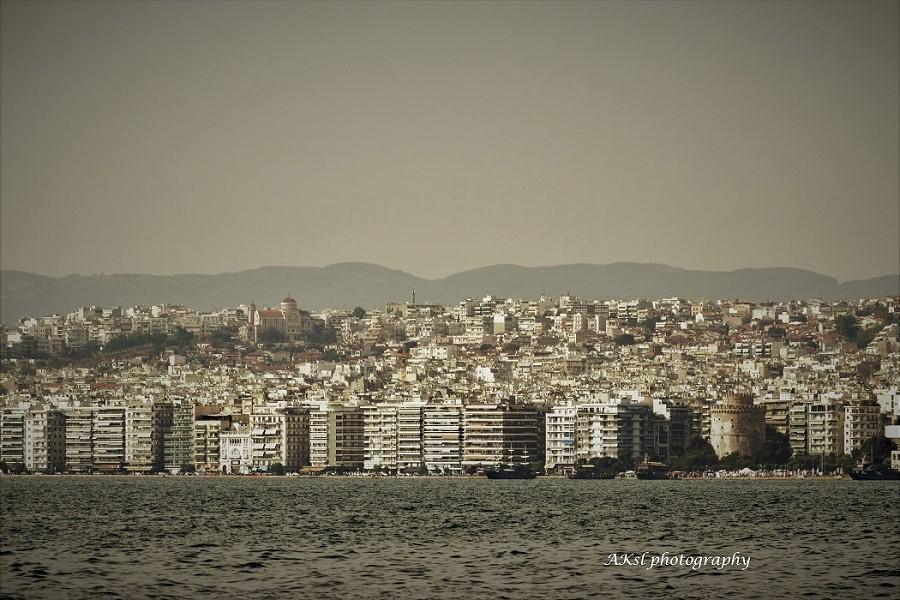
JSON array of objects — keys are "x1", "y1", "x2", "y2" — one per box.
[
  {"x1": 752, "y1": 426, "x2": 792, "y2": 467},
  {"x1": 210, "y1": 327, "x2": 235, "y2": 346},
  {"x1": 614, "y1": 334, "x2": 635, "y2": 346},
  {"x1": 719, "y1": 452, "x2": 749, "y2": 470},
  {"x1": 835, "y1": 315, "x2": 860, "y2": 341},
  {"x1": 672, "y1": 437, "x2": 719, "y2": 471},
  {"x1": 501, "y1": 342, "x2": 520, "y2": 354},
  {"x1": 352, "y1": 306, "x2": 367, "y2": 319},
  {"x1": 179, "y1": 463, "x2": 196, "y2": 474},
  {"x1": 851, "y1": 436, "x2": 897, "y2": 464},
  {"x1": 854, "y1": 326, "x2": 880, "y2": 349},
  {"x1": 270, "y1": 463, "x2": 286, "y2": 476},
  {"x1": 172, "y1": 326, "x2": 194, "y2": 348}
]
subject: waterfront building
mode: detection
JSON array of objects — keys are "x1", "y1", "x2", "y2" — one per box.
[
  {"x1": 309, "y1": 404, "x2": 364, "y2": 469},
  {"x1": 760, "y1": 396, "x2": 792, "y2": 435},
  {"x1": 789, "y1": 401, "x2": 810, "y2": 456},
  {"x1": 545, "y1": 404, "x2": 576, "y2": 473},
  {"x1": 844, "y1": 400, "x2": 883, "y2": 456},
  {"x1": 362, "y1": 402, "x2": 424, "y2": 473},
  {"x1": 462, "y1": 402, "x2": 540, "y2": 469},
  {"x1": 220, "y1": 425, "x2": 252, "y2": 474},
  {"x1": 363, "y1": 403, "x2": 400, "y2": 472},
  {"x1": 422, "y1": 402, "x2": 463, "y2": 474},
  {"x1": 651, "y1": 398, "x2": 693, "y2": 456},
  {"x1": 125, "y1": 403, "x2": 154, "y2": 473},
  {"x1": 397, "y1": 403, "x2": 424, "y2": 472},
  {"x1": 0, "y1": 407, "x2": 27, "y2": 466},
  {"x1": 806, "y1": 397, "x2": 845, "y2": 456},
  {"x1": 151, "y1": 401, "x2": 173, "y2": 472},
  {"x1": 93, "y1": 405, "x2": 126, "y2": 473},
  {"x1": 250, "y1": 407, "x2": 283, "y2": 471},
  {"x1": 24, "y1": 408, "x2": 66, "y2": 473},
  {"x1": 63, "y1": 406, "x2": 95, "y2": 473},
  {"x1": 163, "y1": 403, "x2": 195, "y2": 472},
  {"x1": 283, "y1": 407, "x2": 311, "y2": 472},
  {"x1": 709, "y1": 393, "x2": 766, "y2": 459},
  {"x1": 195, "y1": 411, "x2": 231, "y2": 472},
  {"x1": 574, "y1": 399, "x2": 654, "y2": 465}
]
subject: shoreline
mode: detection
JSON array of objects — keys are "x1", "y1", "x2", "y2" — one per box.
[{"x1": 0, "y1": 473, "x2": 854, "y2": 481}]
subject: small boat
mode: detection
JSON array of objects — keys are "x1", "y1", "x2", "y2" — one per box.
[
  {"x1": 567, "y1": 467, "x2": 616, "y2": 480},
  {"x1": 486, "y1": 465, "x2": 537, "y2": 479},
  {"x1": 848, "y1": 463, "x2": 900, "y2": 481},
  {"x1": 635, "y1": 458, "x2": 671, "y2": 480}
]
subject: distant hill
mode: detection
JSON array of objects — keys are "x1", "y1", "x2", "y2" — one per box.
[{"x1": 1, "y1": 262, "x2": 897, "y2": 323}]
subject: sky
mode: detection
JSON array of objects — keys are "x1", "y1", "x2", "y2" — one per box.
[{"x1": 1, "y1": 1, "x2": 898, "y2": 282}]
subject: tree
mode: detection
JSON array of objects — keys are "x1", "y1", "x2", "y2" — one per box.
[
  {"x1": 502, "y1": 342, "x2": 520, "y2": 354},
  {"x1": 352, "y1": 306, "x2": 367, "y2": 319},
  {"x1": 752, "y1": 426, "x2": 792, "y2": 467},
  {"x1": 672, "y1": 437, "x2": 719, "y2": 471},
  {"x1": 720, "y1": 452, "x2": 749, "y2": 470},
  {"x1": 854, "y1": 326, "x2": 880, "y2": 350},
  {"x1": 179, "y1": 463, "x2": 196, "y2": 474},
  {"x1": 614, "y1": 334, "x2": 635, "y2": 346},
  {"x1": 270, "y1": 463, "x2": 286, "y2": 476},
  {"x1": 640, "y1": 318, "x2": 658, "y2": 340},
  {"x1": 172, "y1": 326, "x2": 194, "y2": 348},
  {"x1": 852, "y1": 436, "x2": 897, "y2": 465},
  {"x1": 210, "y1": 327, "x2": 235, "y2": 346},
  {"x1": 835, "y1": 315, "x2": 860, "y2": 342}
]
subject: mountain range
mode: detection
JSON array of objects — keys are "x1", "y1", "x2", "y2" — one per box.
[{"x1": 1, "y1": 263, "x2": 897, "y2": 323}]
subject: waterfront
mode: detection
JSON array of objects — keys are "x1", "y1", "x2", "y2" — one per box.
[{"x1": 1, "y1": 478, "x2": 898, "y2": 599}]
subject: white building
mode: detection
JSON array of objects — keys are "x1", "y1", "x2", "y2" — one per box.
[
  {"x1": 24, "y1": 408, "x2": 66, "y2": 473},
  {"x1": 362, "y1": 402, "x2": 424, "y2": 472},
  {"x1": 545, "y1": 405, "x2": 576, "y2": 473},
  {"x1": 0, "y1": 407, "x2": 27, "y2": 466},
  {"x1": 574, "y1": 399, "x2": 654, "y2": 464},
  {"x1": 125, "y1": 403, "x2": 154, "y2": 473},
  {"x1": 64, "y1": 406, "x2": 95, "y2": 473},
  {"x1": 422, "y1": 402, "x2": 463, "y2": 474},
  {"x1": 220, "y1": 425, "x2": 252, "y2": 474},
  {"x1": 806, "y1": 398, "x2": 845, "y2": 456},
  {"x1": 93, "y1": 405, "x2": 126, "y2": 473},
  {"x1": 843, "y1": 400, "x2": 883, "y2": 456}
]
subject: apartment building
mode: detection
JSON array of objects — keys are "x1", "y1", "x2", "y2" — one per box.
[{"x1": 422, "y1": 402, "x2": 463, "y2": 474}]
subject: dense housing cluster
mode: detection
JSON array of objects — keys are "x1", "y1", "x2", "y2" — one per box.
[{"x1": 1, "y1": 294, "x2": 898, "y2": 475}]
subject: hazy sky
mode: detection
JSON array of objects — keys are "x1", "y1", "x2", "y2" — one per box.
[{"x1": 2, "y1": 1, "x2": 898, "y2": 281}]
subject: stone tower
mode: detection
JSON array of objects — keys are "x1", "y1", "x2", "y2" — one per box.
[{"x1": 709, "y1": 393, "x2": 766, "y2": 459}]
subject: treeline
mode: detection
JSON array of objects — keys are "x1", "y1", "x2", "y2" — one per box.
[
  {"x1": 835, "y1": 315, "x2": 884, "y2": 349},
  {"x1": 575, "y1": 431, "x2": 896, "y2": 474}
]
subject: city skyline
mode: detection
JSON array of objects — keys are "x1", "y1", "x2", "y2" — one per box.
[{"x1": 2, "y1": 1, "x2": 898, "y2": 281}]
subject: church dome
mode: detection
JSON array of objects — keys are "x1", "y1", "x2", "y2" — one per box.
[{"x1": 280, "y1": 296, "x2": 298, "y2": 312}]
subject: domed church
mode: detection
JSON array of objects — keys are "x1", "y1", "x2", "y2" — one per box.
[{"x1": 246, "y1": 296, "x2": 315, "y2": 343}]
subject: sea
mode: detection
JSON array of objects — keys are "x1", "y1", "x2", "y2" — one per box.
[{"x1": 1, "y1": 477, "x2": 898, "y2": 599}]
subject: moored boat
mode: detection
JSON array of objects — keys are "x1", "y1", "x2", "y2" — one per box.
[
  {"x1": 635, "y1": 459, "x2": 671, "y2": 480},
  {"x1": 485, "y1": 465, "x2": 537, "y2": 479},
  {"x1": 567, "y1": 467, "x2": 616, "y2": 480},
  {"x1": 848, "y1": 463, "x2": 900, "y2": 481}
]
